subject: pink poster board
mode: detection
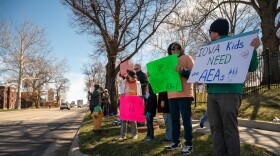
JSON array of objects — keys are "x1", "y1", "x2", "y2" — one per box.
[
  {"x1": 119, "y1": 95, "x2": 145, "y2": 122},
  {"x1": 120, "y1": 60, "x2": 134, "y2": 77}
]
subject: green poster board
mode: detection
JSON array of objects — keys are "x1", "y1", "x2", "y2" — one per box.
[{"x1": 146, "y1": 54, "x2": 182, "y2": 93}]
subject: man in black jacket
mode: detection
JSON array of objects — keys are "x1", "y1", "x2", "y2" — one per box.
[
  {"x1": 134, "y1": 64, "x2": 148, "y2": 98},
  {"x1": 134, "y1": 64, "x2": 149, "y2": 127},
  {"x1": 89, "y1": 84, "x2": 101, "y2": 114}
]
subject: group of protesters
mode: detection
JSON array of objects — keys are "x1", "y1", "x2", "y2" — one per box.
[
  {"x1": 88, "y1": 84, "x2": 111, "y2": 117},
  {"x1": 90, "y1": 18, "x2": 261, "y2": 156}
]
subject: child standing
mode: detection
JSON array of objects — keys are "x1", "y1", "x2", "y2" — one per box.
[
  {"x1": 144, "y1": 83, "x2": 157, "y2": 142},
  {"x1": 157, "y1": 92, "x2": 172, "y2": 143},
  {"x1": 119, "y1": 70, "x2": 142, "y2": 140}
]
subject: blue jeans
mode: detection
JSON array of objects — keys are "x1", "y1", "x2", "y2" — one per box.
[
  {"x1": 163, "y1": 113, "x2": 172, "y2": 140},
  {"x1": 169, "y1": 98, "x2": 193, "y2": 146},
  {"x1": 146, "y1": 116, "x2": 154, "y2": 139},
  {"x1": 200, "y1": 111, "x2": 208, "y2": 124}
]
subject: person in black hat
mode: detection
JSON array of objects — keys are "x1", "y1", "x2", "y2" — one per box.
[
  {"x1": 207, "y1": 18, "x2": 261, "y2": 156},
  {"x1": 209, "y1": 18, "x2": 229, "y2": 37},
  {"x1": 118, "y1": 70, "x2": 142, "y2": 140}
]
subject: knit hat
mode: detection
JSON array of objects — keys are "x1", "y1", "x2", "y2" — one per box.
[
  {"x1": 127, "y1": 70, "x2": 137, "y2": 78},
  {"x1": 209, "y1": 18, "x2": 229, "y2": 36},
  {"x1": 94, "y1": 84, "x2": 100, "y2": 89}
]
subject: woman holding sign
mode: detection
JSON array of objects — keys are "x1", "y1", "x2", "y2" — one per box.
[
  {"x1": 207, "y1": 18, "x2": 260, "y2": 156},
  {"x1": 118, "y1": 70, "x2": 142, "y2": 140},
  {"x1": 165, "y1": 42, "x2": 194, "y2": 155}
]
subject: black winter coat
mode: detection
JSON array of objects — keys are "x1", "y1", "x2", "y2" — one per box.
[
  {"x1": 144, "y1": 83, "x2": 157, "y2": 117},
  {"x1": 136, "y1": 70, "x2": 148, "y2": 93},
  {"x1": 157, "y1": 92, "x2": 170, "y2": 113},
  {"x1": 90, "y1": 88, "x2": 101, "y2": 108}
]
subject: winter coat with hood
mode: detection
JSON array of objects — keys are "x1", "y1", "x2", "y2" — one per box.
[{"x1": 167, "y1": 42, "x2": 194, "y2": 99}]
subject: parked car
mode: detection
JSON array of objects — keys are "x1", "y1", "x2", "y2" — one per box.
[
  {"x1": 60, "y1": 102, "x2": 70, "y2": 110},
  {"x1": 70, "y1": 101, "x2": 76, "y2": 108},
  {"x1": 77, "y1": 99, "x2": 83, "y2": 108}
]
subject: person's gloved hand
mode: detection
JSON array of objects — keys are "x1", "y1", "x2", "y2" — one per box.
[
  {"x1": 146, "y1": 112, "x2": 151, "y2": 121},
  {"x1": 144, "y1": 93, "x2": 149, "y2": 99}
]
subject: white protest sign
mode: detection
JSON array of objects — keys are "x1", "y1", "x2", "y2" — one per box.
[{"x1": 188, "y1": 30, "x2": 258, "y2": 83}]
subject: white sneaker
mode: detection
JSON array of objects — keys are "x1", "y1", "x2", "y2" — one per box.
[
  {"x1": 165, "y1": 143, "x2": 182, "y2": 150},
  {"x1": 132, "y1": 135, "x2": 138, "y2": 139},
  {"x1": 181, "y1": 145, "x2": 192, "y2": 155},
  {"x1": 118, "y1": 136, "x2": 126, "y2": 140}
]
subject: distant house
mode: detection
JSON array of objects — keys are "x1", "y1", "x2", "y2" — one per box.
[{"x1": 0, "y1": 86, "x2": 16, "y2": 109}]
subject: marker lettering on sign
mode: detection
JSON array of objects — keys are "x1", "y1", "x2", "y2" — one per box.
[
  {"x1": 207, "y1": 54, "x2": 231, "y2": 65},
  {"x1": 197, "y1": 44, "x2": 220, "y2": 57},
  {"x1": 199, "y1": 69, "x2": 225, "y2": 82},
  {"x1": 228, "y1": 67, "x2": 238, "y2": 77},
  {"x1": 226, "y1": 39, "x2": 244, "y2": 51},
  {"x1": 129, "y1": 104, "x2": 135, "y2": 112},
  {"x1": 166, "y1": 83, "x2": 175, "y2": 89},
  {"x1": 191, "y1": 72, "x2": 199, "y2": 76},
  {"x1": 154, "y1": 62, "x2": 168, "y2": 72}
]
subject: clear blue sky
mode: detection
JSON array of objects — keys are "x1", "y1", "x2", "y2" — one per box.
[{"x1": 0, "y1": 0, "x2": 92, "y2": 103}]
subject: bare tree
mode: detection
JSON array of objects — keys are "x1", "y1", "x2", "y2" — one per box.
[
  {"x1": 63, "y1": 0, "x2": 182, "y2": 113},
  {"x1": 82, "y1": 60, "x2": 106, "y2": 92},
  {"x1": 24, "y1": 56, "x2": 62, "y2": 108},
  {"x1": 53, "y1": 75, "x2": 70, "y2": 106},
  {"x1": 0, "y1": 19, "x2": 50, "y2": 109},
  {"x1": 149, "y1": 0, "x2": 260, "y2": 60},
  {"x1": 234, "y1": 0, "x2": 280, "y2": 84}
]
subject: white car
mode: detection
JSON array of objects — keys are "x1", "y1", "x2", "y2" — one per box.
[
  {"x1": 77, "y1": 103, "x2": 83, "y2": 108},
  {"x1": 60, "y1": 103, "x2": 70, "y2": 110},
  {"x1": 70, "y1": 101, "x2": 76, "y2": 108},
  {"x1": 77, "y1": 100, "x2": 83, "y2": 108}
]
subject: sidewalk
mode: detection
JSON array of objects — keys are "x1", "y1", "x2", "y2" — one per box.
[
  {"x1": 193, "y1": 120, "x2": 280, "y2": 156},
  {"x1": 69, "y1": 117, "x2": 280, "y2": 156}
]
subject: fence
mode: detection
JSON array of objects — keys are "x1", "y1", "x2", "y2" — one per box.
[
  {"x1": 194, "y1": 49, "x2": 280, "y2": 106},
  {"x1": 244, "y1": 49, "x2": 280, "y2": 95}
]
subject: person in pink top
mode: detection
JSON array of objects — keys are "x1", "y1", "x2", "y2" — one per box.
[{"x1": 165, "y1": 42, "x2": 194, "y2": 155}]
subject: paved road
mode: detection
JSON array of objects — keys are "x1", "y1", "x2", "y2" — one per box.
[{"x1": 0, "y1": 107, "x2": 88, "y2": 156}]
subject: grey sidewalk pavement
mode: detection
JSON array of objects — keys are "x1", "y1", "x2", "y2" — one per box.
[
  {"x1": 193, "y1": 120, "x2": 280, "y2": 156},
  {"x1": 68, "y1": 128, "x2": 88, "y2": 156},
  {"x1": 69, "y1": 117, "x2": 280, "y2": 156}
]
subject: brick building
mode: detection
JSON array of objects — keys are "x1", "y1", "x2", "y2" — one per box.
[{"x1": 0, "y1": 86, "x2": 16, "y2": 109}]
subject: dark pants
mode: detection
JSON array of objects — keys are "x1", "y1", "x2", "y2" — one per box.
[
  {"x1": 102, "y1": 102, "x2": 110, "y2": 116},
  {"x1": 90, "y1": 104, "x2": 94, "y2": 114},
  {"x1": 207, "y1": 94, "x2": 241, "y2": 156},
  {"x1": 169, "y1": 98, "x2": 193, "y2": 146},
  {"x1": 146, "y1": 116, "x2": 154, "y2": 139}
]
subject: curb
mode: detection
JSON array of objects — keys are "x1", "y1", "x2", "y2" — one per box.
[
  {"x1": 68, "y1": 127, "x2": 88, "y2": 156},
  {"x1": 238, "y1": 118, "x2": 280, "y2": 132}
]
